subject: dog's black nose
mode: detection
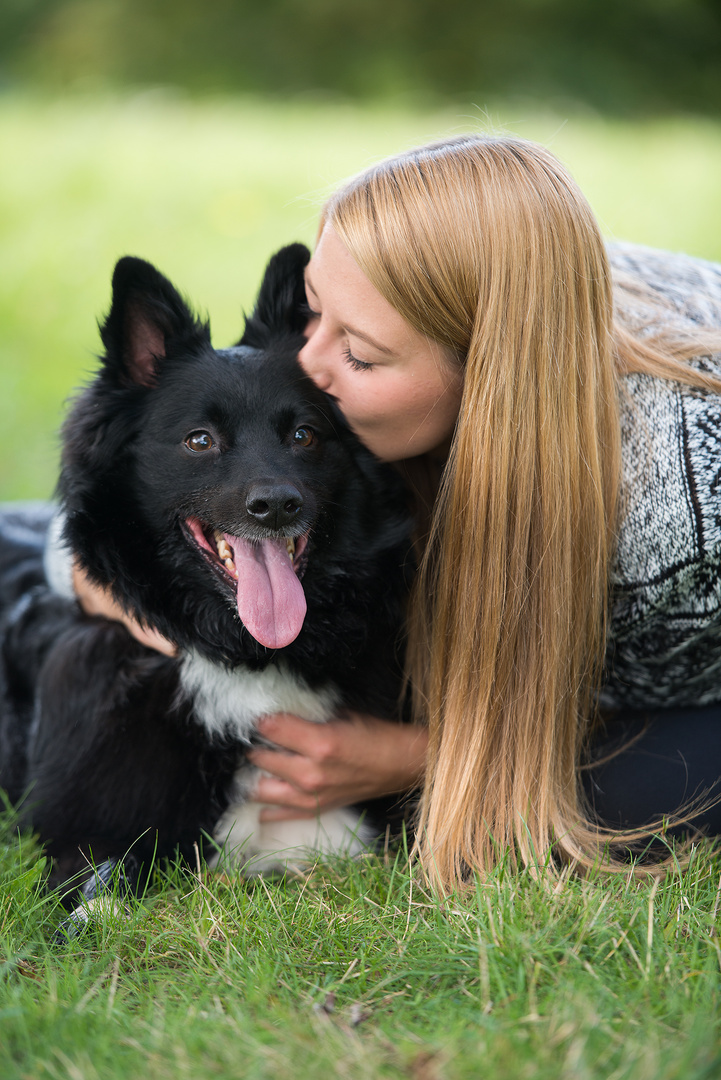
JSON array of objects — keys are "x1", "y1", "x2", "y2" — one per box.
[{"x1": 246, "y1": 482, "x2": 303, "y2": 529}]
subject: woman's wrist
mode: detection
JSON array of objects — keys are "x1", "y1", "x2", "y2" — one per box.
[{"x1": 367, "y1": 716, "x2": 427, "y2": 794}]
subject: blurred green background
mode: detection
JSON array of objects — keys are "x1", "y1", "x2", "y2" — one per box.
[
  {"x1": 4, "y1": 0, "x2": 721, "y2": 114},
  {"x1": 1, "y1": 2, "x2": 721, "y2": 500}
]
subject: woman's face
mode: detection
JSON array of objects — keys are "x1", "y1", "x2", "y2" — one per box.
[{"x1": 298, "y1": 226, "x2": 463, "y2": 462}]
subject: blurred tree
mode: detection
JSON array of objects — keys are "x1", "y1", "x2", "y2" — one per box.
[
  {"x1": 0, "y1": 0, "x2": 61, "y2": 81},
  {"x1": 2, "y1": 0, "x2": 720, "y2": 115}
]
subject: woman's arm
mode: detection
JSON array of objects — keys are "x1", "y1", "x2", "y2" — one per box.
[
  {"x1": 71, "y1": 563, "x2": 177, "y2": 656},
  {"x1": 247, "y1": 712, "x2": 428, "y2": 822}
]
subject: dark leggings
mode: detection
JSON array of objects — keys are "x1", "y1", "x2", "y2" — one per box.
[{"x1": 585, "y1": 705, "x2": 721, "y2": 836}]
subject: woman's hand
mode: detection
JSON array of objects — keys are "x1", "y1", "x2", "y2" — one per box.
[
  {"x1": 246, "y1": 712, "x2": 428, "y2": 822},
  {"x1": 72, "y1": 563, "x2": 177, "y2": 657}
]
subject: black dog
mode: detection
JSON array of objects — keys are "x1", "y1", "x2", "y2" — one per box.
[{"x1": 0, "y1": 244, "x2": 412, "y2": 908}]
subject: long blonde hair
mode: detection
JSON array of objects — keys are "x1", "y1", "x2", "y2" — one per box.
[{"x1": 323, "y1": 135, "x2": 721, "y2": 890}]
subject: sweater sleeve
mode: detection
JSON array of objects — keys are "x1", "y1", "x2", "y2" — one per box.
[{"x1": 602, "y1": 243, "x2": 721, "y2": 710}]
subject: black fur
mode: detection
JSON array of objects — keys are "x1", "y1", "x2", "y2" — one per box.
[{"x1": 0, "y1": 244, "x2": 412, "y2": 901}]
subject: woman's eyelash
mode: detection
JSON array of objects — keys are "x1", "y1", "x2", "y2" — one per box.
[
  {"x1": 342, "y1": 346, "x2": 374, "y2": 372},
  {"x1": 299, "y1": 300, "x2": 320, "y2": 318}
]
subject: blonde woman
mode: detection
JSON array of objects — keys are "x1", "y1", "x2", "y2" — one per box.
[{"x1": 65, "y1": 135, "x2": 721, "y2": 888}]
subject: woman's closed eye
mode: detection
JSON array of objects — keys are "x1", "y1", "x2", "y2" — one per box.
[{"x1": 343, "y1": 345, "x2": 374, "y2": 372}]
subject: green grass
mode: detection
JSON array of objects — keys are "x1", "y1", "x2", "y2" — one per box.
[
  {"x1": 1, "y1": 818, "x2": 721, "y2": 1080},
  {"x1": 2, "y1": 94, "x2": 721, "y2": 1077},
  {"x1": 1, "y1": 92, "x2": 721, "y2": 499}
]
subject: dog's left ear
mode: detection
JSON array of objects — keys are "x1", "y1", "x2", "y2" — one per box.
[
  {"x1": 239, "y1": 243, "x2": 311, "y2": 349},
  {"x1": 100, "y1": 257, "x2": 208, "y2": 388}
]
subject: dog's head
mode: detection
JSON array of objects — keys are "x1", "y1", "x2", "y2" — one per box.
[{"x1": 60, "y1": 246, "x2": 411, "y2": 667}]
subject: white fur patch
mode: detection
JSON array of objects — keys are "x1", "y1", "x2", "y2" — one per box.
[
  {"x1": 179, "y1": 651, "x2": 371, "y2": 868},
  {"x1": 211, "y1": 796, "x2": 375, "y2": 875},
  {"x1": 178, "y1": 649, "x2": 340, "y2": 742}
]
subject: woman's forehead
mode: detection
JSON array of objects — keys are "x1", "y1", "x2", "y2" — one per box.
[{"x1": 308, "y1": 231, "x2": 411, "y2": 347}]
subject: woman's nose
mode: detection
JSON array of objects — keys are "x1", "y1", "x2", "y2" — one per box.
[{"x1": 298, "y1": 328, "x2": 333, "y2": 392}]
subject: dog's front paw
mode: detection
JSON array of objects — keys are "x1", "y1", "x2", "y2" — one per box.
[
  {"x1": 53, "y1": 894, "x2": 130, "y2": 943},
  {"x1": 212, "y1": 801, "x2": 374, "y2": 874},
  {"x1": 52, "y1": 855, "x2": 140, "y2": 943}
]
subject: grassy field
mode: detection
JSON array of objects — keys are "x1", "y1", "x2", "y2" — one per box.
[
  {"x1": 2, "y1": 95, "x2": 721, "y2": 1078},
  {"x1": 2, "y1": 817, "x2": 721, "y2": 1080},
  {"x1": 1, "y1": 93, "x2": 721, "y2": 499}
]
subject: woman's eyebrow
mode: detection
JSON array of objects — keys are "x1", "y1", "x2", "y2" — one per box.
[{"x1": 344, "y1": 324, "x2": 394, "y2": 355}]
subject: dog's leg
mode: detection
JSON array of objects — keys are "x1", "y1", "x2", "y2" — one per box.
[
  {"x1": 53, "y1": 855, "x2": 142, "y2": 942},
  {"x1": 211, "y1": 767, "x2": 376, "y2": 874},
  {"x1": 213, "y1": 803, "x2": 376, "y2": 875},
  {"x1": 16, "y1": 620, "x2": 235, "y2": 910}
]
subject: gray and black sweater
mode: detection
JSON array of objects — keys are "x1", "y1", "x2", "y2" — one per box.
[{"x1": 603, "y1": 243, "x2": 721, "y2": 709}]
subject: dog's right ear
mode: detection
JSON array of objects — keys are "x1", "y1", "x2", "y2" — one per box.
[
  {"x1": 239, "y1": 243, "x2": 311, "y2": 349},
  {"x1": 99, "y1": 257, "x2": 208, "y2": 388}
]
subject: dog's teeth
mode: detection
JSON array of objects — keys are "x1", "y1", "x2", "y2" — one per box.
[
  {"x1": 286, "y1": 538, "x2": 295, "y2": 561},
  {"x1": 217, "y1": 540, "x2": 231, "y2": 560},
  {"x1": 224, "y1": 557, "x2": 237, "y2": 575}
]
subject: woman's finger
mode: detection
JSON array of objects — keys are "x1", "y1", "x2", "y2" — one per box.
[
  {"x1": 246, "y1": 745, "x2": 322, "y2": 790},
  {"x1": 120, "y1": 617, "x2": 177, "y2": 657},
  {"x1": 258, "y1": 805, "x2": 321, "y2": 823},
  {"x1": 254, "y1": 712, "x2": 336, "y2": 757},
  {"x1": 252, "y1": 773, "x2": 322, "y2": 809}
]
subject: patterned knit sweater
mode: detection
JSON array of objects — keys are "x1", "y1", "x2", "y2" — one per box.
[{"x1": 603, "y1": 243, "x2": 721, "y2": 709}]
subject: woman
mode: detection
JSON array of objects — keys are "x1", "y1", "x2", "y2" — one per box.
[{"x1": 70, "y1": 134, "x2": 721, "y2": 889}]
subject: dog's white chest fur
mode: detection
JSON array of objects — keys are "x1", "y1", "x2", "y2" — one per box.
[
  {"x1": 178, "y1": 650, "x2": 373, "y2": 872},
  {"x1": 179, "y1": 649, "x2": 340, "y2": 740}
]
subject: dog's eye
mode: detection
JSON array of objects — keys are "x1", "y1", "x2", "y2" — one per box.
[
  {"x1": 185, "y1": 431, "x2": 215, "y2": 453},
  {"x1": 292, "y1": 427, "x2": 316, "y2": 448}
]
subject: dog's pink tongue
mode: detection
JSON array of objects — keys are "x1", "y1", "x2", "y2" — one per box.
[{"x1": 231, "y1": 536, "x2": 307, "y2": 649}]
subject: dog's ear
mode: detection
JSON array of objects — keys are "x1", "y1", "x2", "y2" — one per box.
[
  {"x1": 100, "y1": 257, "x2": 209, "y2": 388},
  {"x1": 239, "y1": 243, "x2": 311, "y2": 348}
]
